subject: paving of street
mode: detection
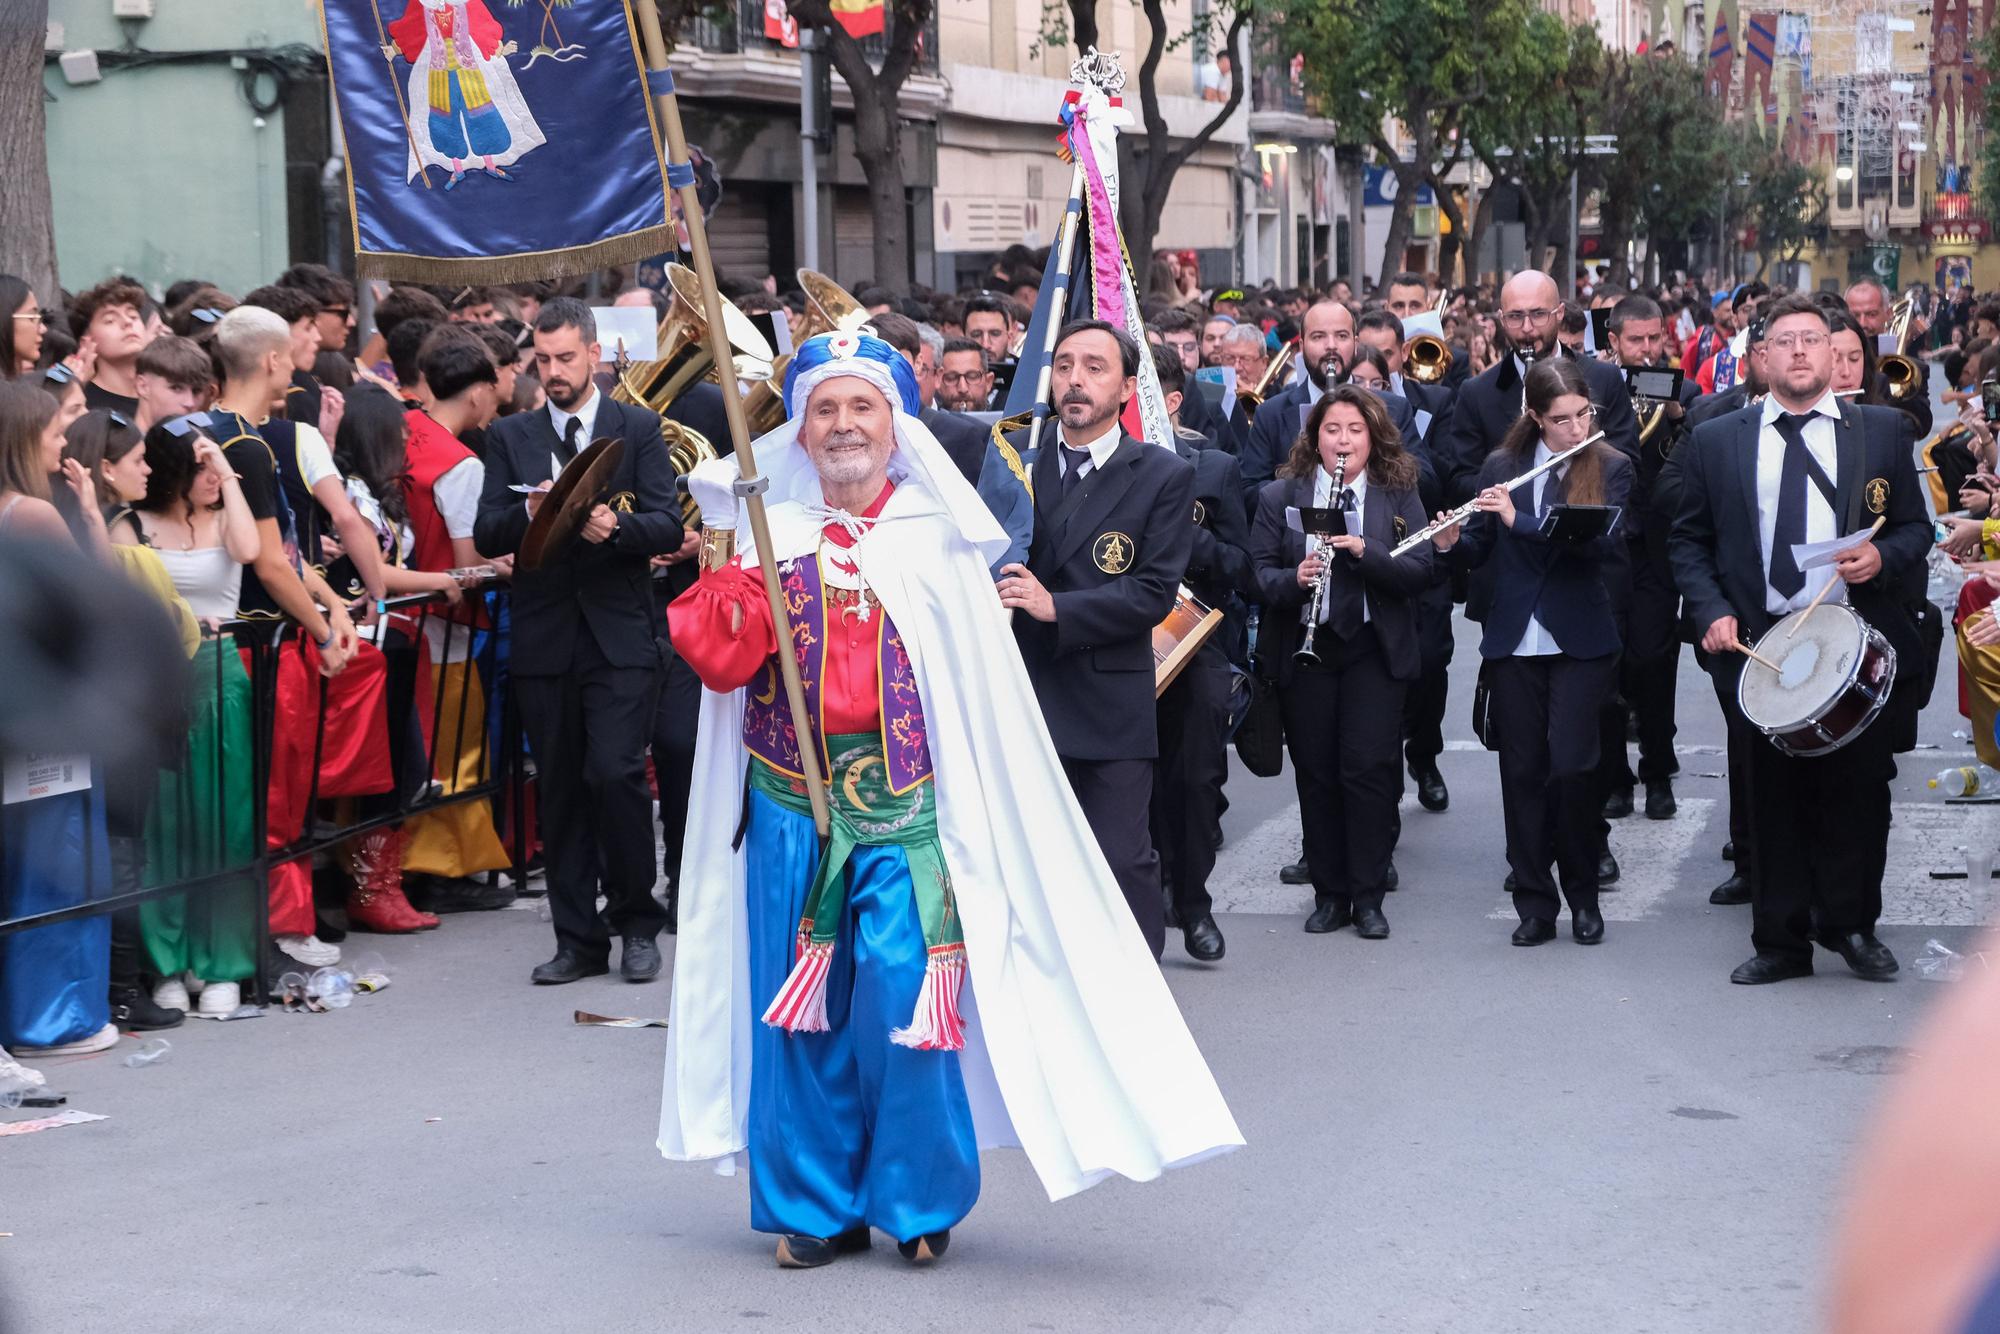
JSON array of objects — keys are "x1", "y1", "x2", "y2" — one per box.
[{"x1": 8, "y1": 604, "x2": 1993, "y2": 1333}]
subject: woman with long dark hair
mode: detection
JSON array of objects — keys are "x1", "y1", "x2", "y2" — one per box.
[
  {"x1": 1249, "y1": 385, "x2": 1435, "y2": 939},
  {"x1": 62, "y1": 410, "x2": 151, "y2": 545},
  {"x1": 2, "y1": 275, "x2": 48, "y2": 379},
  {"x1": 1434, "y1": 358, "x2": 1633, "y2": 947}
]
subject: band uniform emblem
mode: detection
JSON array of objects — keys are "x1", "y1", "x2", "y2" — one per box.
[
  {"x1": 1093, "y1": 531, "x2": 1134, "y2": 574},
  {"x1": 1864, "y1": 478, "x2": 1889, "y2": 516},
  {"x1": 608, "y1": 490, "x2": 637, "y2": 514},
  {"x1": 1192, "y1": 499, "x2": 1207, "y2": 527},
  {"x1": 1393, "y1": 515, "x2": 1407, "y2": 540}
]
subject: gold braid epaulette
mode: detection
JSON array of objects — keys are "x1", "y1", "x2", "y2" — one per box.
[{"x1": 990, "y1": 411, "x2": 1036, "y2": 500}]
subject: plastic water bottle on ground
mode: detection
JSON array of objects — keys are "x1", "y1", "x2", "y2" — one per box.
[
  {"x1": 1931, "y1": 765, "x2": 2000, "y2": 797},
  {"x1": 309, "y1": 967, "x2": 356, "y2": 1010},
  {"x1": 123, "y1": 1038, "x2": 171, "y2": 1068},
  {"x1": 1914, "y1": 939, "x2": 1969, "y2": 981}
]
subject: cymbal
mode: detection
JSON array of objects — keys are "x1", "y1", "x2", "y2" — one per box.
[{"x1": 519, "y1": 436, "x2": 626, "y2": 572}]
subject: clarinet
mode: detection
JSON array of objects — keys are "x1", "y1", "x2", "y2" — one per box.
[{"x1": 1294, "y1": 452, "x2": 1345, "y2": 668}]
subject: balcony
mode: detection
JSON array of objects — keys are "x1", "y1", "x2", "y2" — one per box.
[
  {"x1": 1247, "y1": 39, "x2": 1337, "y2": 141},
  {"x1": 683, "y1": 0, "x2": 937, "y2": 73}
]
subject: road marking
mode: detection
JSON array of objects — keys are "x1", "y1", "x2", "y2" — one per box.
[
  {"x1": 1883, "y1": 801, "x2": 2000, "y2": 926},
  {"x1": 1483, "y1": 798, "x2": 1717, "y2": 923}
]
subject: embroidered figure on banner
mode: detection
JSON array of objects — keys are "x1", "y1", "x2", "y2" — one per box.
[{"x1": 378, "y1": 0, "x2": 551, "y2": 191}]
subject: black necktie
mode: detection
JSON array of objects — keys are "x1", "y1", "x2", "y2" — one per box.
[
  {"x1": 1336, "y1": 486, "x2": 1356, "y2": 514},
  {"x1": 1769, "y1": 412, "x2": 1815, "y2": 598},
  {"x1": 561, "y1": 415, "x2": 583, "y2": 462},
  {"x1": 1325, "y1": 484, "x2": 1361, "y2": 638},
  {"x1": 1061, "y1": 445, "x2": 1090, "y2": 497}
]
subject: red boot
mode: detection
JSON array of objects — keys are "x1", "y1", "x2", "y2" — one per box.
[{"x1": 347, "y1": 828, "x2": 440, "y2": 933}]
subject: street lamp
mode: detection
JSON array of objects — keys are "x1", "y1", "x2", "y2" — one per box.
[{"x1": 1835, "y1": 164, "x2": 1855, "y2": 183}]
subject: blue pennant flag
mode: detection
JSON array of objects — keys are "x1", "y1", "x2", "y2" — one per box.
[{"x1": 318, "y1": 0, "x2": 673, "y2": 281}]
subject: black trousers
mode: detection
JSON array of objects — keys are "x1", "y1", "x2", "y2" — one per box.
[
  {"x1": 1623, "y1": 527, "x2": 1682, "y2": 785},
  {"x1": 514, "y1": 631, "x2": 665, "y2": 961},
  {"x1": 1062, "y1": 755, "x2": 1164, "y2": 960},
  {"x1": 1151, "y1": 644, "x2": 1230, "y2": 927},
  {"x1": 1490, "y1": 653, "x2": 1618, "y2": 924},
  {"x1": 649, "y1": 647, "x2": 702, "y2": 889},
  {"x1": 1699, "y1": 651, "x2": 1756, "y2": 869},
  {"x1": 1278, "y1": 627, "x2": 1405, "y2": 915},
  {"x1": 1742, "y1": 701, "x2": 1893, "y2": 963},
  {"x1": 1401, "y1": 588, "x2": 1454, "y2": 767}
]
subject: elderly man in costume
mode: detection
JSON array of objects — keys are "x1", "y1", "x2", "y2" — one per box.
[{"x1": 658, "y1": 332, "x2": 1241, "y2": 1268}]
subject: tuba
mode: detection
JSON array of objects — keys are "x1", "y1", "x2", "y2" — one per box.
[
  {"x1": 740, "y1": 269, "x2": 870, "y2": 434},
  {"x1": 1239, "y1": 339, "x2": 1297, "y2": 415},
  {"x1": 1405, "y1": 289, "x2": 1453, "y2": 384},
  {"x1": 1878, "y1": 293, "x2": 1922, "y2": 402},
  {"x1": 612, "y1": 263, "x2": 773, "y2": 415}
]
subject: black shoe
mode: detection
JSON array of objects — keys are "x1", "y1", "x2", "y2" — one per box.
[
  {"x1": 109, "y1": 984, "x2": 185, "y2": 1033},
  {"x1": 1385, "y1": 861, "x2": 1400, "y2": 892},
  {"x1": 1731, "y1": 953, "x2": 1812, "y2": 985},
  {"x1": 1304, "y1": 900, "x2": 1352, "y2": 933},
  {"x1": 1644, "y1": 780, "x2": 1676, "y2": 820},
  {"x1": 1409, "y1": 759, "x2": 1449, "y2": 812},
  {"x1": 531, "y1": 950, "x2": 610, "y2": 985},
  {"x1": 1279, "y1": 858, "x2": 1312, "y2": 885},
  {"x1": 1182, "y1": 914, "x2": 1225, "y2": 962},
  {"x1": 896, "y1": 1229, "x2": 950, "y2": 1264},
  {"x1": 1572, "y1": 906, "x2": 1605, "y2": 945},
  {"x1": 407, "y1": 873, "x2": 517, "y2": 913},
  {"x1": 1598, "y1": 851, "x2": 1620, "y2": 886},
  {"x1": 1721, "y1": 840, "x2": 1736, "y2": 862},
  {"x1": 1512, "y1": 918, "x2": 1557, "y2": 946},
  {"x1": 1708, "y1": 873, "x2": 1751, "y2": 906},
  {"x1": 1503, "y1": 871, "x2": 1518, "y2": 894},
  {"x1": 776, "y1": 1226, "x2": 871, "y2": 1269},
  {"x1": 1603, "y1": 788, "x2": 1634, "y2": 819},
  {"x1": 1819, "y1": 931, "x2": 1899, "y2": 981},
  {"x1": 622, "y1": 934, "x2": 662, "y2": 982},
  {"x1": 1212, "y1": 826, "x2": 1226, "y2": 852},
  {"x1": 1354, "y1": 907, "x2": 1390, "y2": 940}
]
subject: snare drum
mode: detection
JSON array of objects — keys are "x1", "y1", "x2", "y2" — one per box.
[{"x1": 1735, "y1": 602, "x2": 1897, "y2": 757}]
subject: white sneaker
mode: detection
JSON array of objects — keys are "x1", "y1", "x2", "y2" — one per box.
[
  {"x1": 195, "y1": 982, "x2": 242, "y2": 1017},
  {"x1": 15, "y1": 1022, "x2": 121, "y2": 1057},
  {"x1": 153, "y1": 978, "x2": 192, "y2": 1012},
  {"x1": 275, "y1": 934, "x2": 341, "y2": 967},
  {"x1": 0, "y1": 1045, "x2": 47, "y2": 1089}
]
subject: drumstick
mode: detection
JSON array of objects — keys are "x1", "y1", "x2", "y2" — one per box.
[
  {"x1": 1790, "y1": 516, "x2": 1888, "y2": 637},
  {"x1": 1732, "y1": 640, "x2": 1782, "y2": 673}
]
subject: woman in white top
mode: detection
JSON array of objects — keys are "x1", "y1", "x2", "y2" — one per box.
[{"x1": 132, "y1": 416, "x2": 258, "y2": 622}]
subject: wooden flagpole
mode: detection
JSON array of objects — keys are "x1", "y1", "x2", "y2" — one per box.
[
  {"x1": 369, "y1": 0, "x2": 434, "y2": 189},
  {"x1": 631, "y1": 0, "x2": 830, "y2": 838}
]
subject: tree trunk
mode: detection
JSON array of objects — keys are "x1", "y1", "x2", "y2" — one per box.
[
  {"x1": 1464, "y1": 184, "x2": 1495, "y2": 287},
  {"x1": 851, "y1": 83, "x2": 909, "y2": 284},
  {"x1": 0, "y1": 0, "x2": 58, "y2": 298},
  {"x1": 1434, "y1": 186, "x2": 1465, "y2": 289}
]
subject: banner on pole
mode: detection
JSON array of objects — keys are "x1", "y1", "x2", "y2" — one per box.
[{"x1": 317, "y1": 0, "x2": 674, "y2": 282}]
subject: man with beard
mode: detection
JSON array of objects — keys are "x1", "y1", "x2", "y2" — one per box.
[
  {"x1": 1669, "y1": 295, "x2": 1928, "y2": 985},
  {"x1": 1000, "y1": 321, "x2": 1195, "y2": 959},
  {"x1": 936, "y1": 338, "x2": 994, "y2": 412},
  {"x1": 473, "y1": 298, "x2": 682, "y2": 985}
]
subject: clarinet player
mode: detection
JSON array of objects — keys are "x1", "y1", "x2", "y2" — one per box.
[
  {"x1": 1432, "y1": 359, "x2": 1633, "y2": 947},
  {"x1": 1250, "y1": 385, "x2": 1434, "y2": 939}
]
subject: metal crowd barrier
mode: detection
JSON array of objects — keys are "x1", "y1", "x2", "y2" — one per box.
[{"x1": 0, "y1": 582, "x2": 530, "y2": 1005}]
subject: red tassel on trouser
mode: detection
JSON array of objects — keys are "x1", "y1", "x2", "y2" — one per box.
[{"x1": 346, "y1": 827, "x2": 439, "y2": 933}]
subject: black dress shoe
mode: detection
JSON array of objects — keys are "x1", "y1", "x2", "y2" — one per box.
[
  {"x1": 1303, "y1": 900, "x2": 1352, "y2": 933},
  {"x1": 1512, "y1": 918, "x2": 1557, "y2": 946},
  {"x1": 408, "y1": 873, "x2": 518, "y2": 913},
  {"x1": 896, "y1": 1229, "x2": 950, "y2": 1263},
  {"x1": 1385, "y1": 860, "x2": 1400, "y2": 892},
  {"x1": 1354, "y1": 906, "x2": 1390, "y2": 939},
  {"x1": 1503, "y1": 871, "x2": 1518, "y2": 894},
  {"x1": 1731, "y1": 953, "x2": 1812, "y2": 985},
  {"x1": 622, "y1": 934, "x2": 662, "y2": 982},
  {"x1": 1603, "y1": 788, "x2": 1634, "y2": 819},
  {"x1": 1572, "y1": 906, "x2": 1605, "y2": 945},
  {"x1": 1721, "y1": 840, "x2": 1736, "y2": 862},
  {"x1": 1409, "y1": 760, "x2": 1449, "y2": 812},
  {"x1": 1183, "y1": 915, "x2": 1225, "y2": 961},
  {"x1": 776, "y1": 1226, "x2": 871, "y2": 1269},
  {"x1": 1708, "y1": 873, "x2": 1751, "y2": 906},
  {"x1": 1819, "y1": 931, "x2": 1899, "y2": 981},
  {"x1": 1279, "y1": 857, "x2": 1312, "y2": 885},
  {"x1": 531, "y1": 950, "x2": 610, "y2": 985},
  {"x1": 1644, "y1": 780, "x2": 1677, "y2": 820},
  {"x1": 1598, "y1": 850, "x2": 1620, "y2": 886}
]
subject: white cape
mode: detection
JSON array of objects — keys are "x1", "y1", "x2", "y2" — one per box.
[{"x1": 656, "y1": 407, "x2": 1244, "y2": 1202}]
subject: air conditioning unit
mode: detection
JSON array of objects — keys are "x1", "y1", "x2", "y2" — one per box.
[{"x1": 112, "y1": 0, "x2": 156, "y2": 18}]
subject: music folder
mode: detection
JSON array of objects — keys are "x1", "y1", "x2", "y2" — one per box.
[
  {"x1": 1291, "y1": 505, "x2": 1351, "y2": 538},
  {"x1": 1539, "y1": 503, "x2": 1621, "y2": 543}
]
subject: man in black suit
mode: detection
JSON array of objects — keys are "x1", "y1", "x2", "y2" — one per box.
[
  {"x1": 474, "y1": 298, "x2": 682, "y2": 985},
  {"x1": 998, "y1": 321, "x2": 1196, "y2": 960},
  {"x1": 1669, "y1": 294, "x2": 1929, "y2": 986},
  {"x1": 1149, "y1": 347, "x2": 1254, "y2": 962}
]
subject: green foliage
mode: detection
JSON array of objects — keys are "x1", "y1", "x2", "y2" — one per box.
[
  {"x1": 1594, "y1": 54, "x2": 1732, "y2": 252},
  {"x1": 1464, "y1": 14, "x2": 1605, "y2": 201},
  {"x1": 1728, "y1": 125, "x2": 1825, "y2": 273},
  {"x1": 1983, "y1": 21, "x2": 2000, "y2": 220}
]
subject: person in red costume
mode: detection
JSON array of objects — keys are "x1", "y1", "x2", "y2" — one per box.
[{"x1": 378, "y1": 0, "x2": 545, "y2": 190}]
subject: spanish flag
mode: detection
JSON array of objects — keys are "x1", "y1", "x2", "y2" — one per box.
[{"x1": 830, "y1": 0, "x2": 884, "y2": 37}]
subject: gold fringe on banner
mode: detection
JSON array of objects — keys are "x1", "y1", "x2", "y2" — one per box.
[{"x1": 354, "y1": 223, "x2": 678, "y2": 285}]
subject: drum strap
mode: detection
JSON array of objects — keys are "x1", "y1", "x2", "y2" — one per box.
[{"x1": 1798, "y1": 447, "x2": 1837, "y2": 512}]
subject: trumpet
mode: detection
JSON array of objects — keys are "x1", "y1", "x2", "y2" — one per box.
[
  {"x1": 1392, "y1": 430, "x2": 1606, "y2": 556},
  {"x1": 1405, "y1": 289, "x2": 1452, "y2": 384},
  {"x1": 1294, "y1": 452, "x2": 1345, "y2": 668},
  {"x1": 1879, "y1": 293, "x2": 1922, "y2": 402}
]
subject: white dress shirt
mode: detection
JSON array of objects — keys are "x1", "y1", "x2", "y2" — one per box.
[
  {"x1": 1306, "y1": 464, "x2": 1370, "y2": 626},
  {"x1": 1509, "y1": 441, "x2": 1567, "y2": 658},
  {"x1": 1755, "y1": 390, "x2": 1841, "y2": 615},
  {"x1": 549, "y1": 386, "x2": 603, "y2": 459},
  {"x1": 1055, "y1": 418, "x2": 1122, "y2": 482}
]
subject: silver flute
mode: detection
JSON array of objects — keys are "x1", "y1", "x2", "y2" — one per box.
[
  {"x1": 1294, "y1": 452, "x2": 1345, "y2": 668},
  {"x1": 1391, "y1": 429, "x2": 1606, "y2": 556}
]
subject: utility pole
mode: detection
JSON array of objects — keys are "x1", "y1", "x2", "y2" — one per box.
[{"x1": 799, "y1": 25, "x2": 821, "y2": 272}]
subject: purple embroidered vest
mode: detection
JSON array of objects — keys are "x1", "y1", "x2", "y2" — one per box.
[{"x1": 742, "y1": 555, "x2": 934, "y2": 794}]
